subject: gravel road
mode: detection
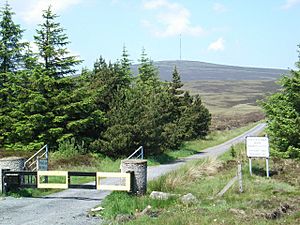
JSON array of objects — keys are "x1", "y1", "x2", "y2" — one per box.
[{"x1": 0, "y1": 123, "x2": 265, "y2": 225}]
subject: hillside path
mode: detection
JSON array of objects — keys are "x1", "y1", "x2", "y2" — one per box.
[{"x1": 0, "y1": 123, "x2": 265, "y2": 225}]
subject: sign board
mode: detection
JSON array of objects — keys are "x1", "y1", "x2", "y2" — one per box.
[
  {"x1": 37, "y1": 159, "x2": 48, "y2": 171},
  {"x1": 246, "y1": 137, "x2": 269, "y2": 158}
]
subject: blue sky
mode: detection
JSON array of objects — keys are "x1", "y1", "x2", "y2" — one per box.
[{"x1": 6, "y1": 0, "x2": 300, "y2": 70}]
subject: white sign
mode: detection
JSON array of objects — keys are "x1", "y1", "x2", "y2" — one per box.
[
  {"x1": 37, "y1": 159, "x2": 48, "y2": 171},
  {"x1": 246, "y1": 137, "x2": 269, "y2": 158}
]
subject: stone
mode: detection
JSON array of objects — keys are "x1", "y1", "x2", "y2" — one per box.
[
  {"x1": 150, "y1": 191, "x2": 178, "y2": 200},
  {"x1": 121, "y1": 159, "x2": 147, "y2": 195},
  {"x1": 0, "y1": 157, "x2": 26, "y2": 193},
  {"x1": 115, "y1": 214, "x2": 135, "y2": 223},
  {"x1": 229, "y1": 208, "x2": 246, "y2": 215},
  {"x1": 135, "y1": 205, "x2": 152, "y2": 217},
  {"x1": 90, "y1": 206, "x2": 104, "y2": 212},
  {"x1": 180, "y1": 193, "x2": 198, "y2": 205}
]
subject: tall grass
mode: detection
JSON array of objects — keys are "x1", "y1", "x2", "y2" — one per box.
[{"x1": 100, "y1": 141, "x2": 300, "y2": 225}]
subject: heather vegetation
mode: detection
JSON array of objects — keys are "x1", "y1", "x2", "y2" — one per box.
[{"x1": 0, "y1": 3, "x2": 210, "y2": 157}]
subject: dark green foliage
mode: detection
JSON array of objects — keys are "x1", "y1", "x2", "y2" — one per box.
[
  {"x1": 0, "y1": 2, "x2": 29, "y2": 147},
  {"x1": 94, "y1": 51, "x2": 211, "y2": 157},
  {"x1": 261, "y1": 45, "x2": 300, "y2": 158},
  {"x1": 0, "y1": 4, "x2": 211, "y2": 156},
  {"x1": 0, "y1": 2, "x2": 27, "y2": 72},
  {"x1": 34, "y1": 6, "x2": 81, "y2": 78}
]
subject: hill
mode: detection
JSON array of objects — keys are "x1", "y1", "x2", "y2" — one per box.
[{"x1": 131, "y1": 60, "x2": 288, "y2": 81}]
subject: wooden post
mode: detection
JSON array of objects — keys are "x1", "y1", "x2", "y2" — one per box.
[
  {"x1": 237, "y1": 161, "x2": 243, "y2": 193},
  {"x1": 249, "y1": 158, "x2": 252, "y2": 176},
  {"x1": 266, "y1": 158, "x2": 269, "y2": 178}
]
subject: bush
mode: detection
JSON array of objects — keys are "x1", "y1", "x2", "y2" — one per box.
[{"x1": 51, "y1": 138, "x2": 85, "y2": 160}]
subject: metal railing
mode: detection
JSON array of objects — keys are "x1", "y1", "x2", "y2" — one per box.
[
  {"x1": 24, "y1": 144, "x2": 48, "y2": 171},
  {"x1": 127, "y1": 146, "x2": 144, "y2": 160}
]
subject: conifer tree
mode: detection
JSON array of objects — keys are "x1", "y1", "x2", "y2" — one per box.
[
  {"x1": 171, "y1": 66, "x2": 183, "y2": 91},
  {"x1": 0, "y1": 2, "x2": 26, "y2": 72},
  {"x1": 0, "y1": 2, "x2": 27, "y2": 147},
  {"x1": 261, "y1": 45, "x2": 300, "y2": 158},
  {"x1": 34, "y1": 6, "x2": 81, "y2": 78},
  {"x1": 119, "y1": 45, "x2": 132, "y2": 88},
  {"x1": 137, "y1": 48, "x2": 159, "y2": 84}
]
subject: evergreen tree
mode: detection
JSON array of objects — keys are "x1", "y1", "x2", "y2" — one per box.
[
  {"x1": 0, "y1": 2, "x2": 26, "y2": 72},
  {"x1": 261, "y1": 45, "x2": 300, "y2": 158},
  {"x1": 171, "y1": 66, "x2": 183, "y2": 91},
  {"x1": 0, "y1": 2, "x2": 27, "y2": 147},
  {"x1": 137, "y1": 48, "x2": 159, "y2": 84},
  {"x1": 34, "y1": 6, "x2": 81, "y2": 78},
  {"x1": 119, "y1": 45, "x2": 132, "y2": 88}
]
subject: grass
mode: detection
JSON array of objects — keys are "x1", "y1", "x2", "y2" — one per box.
[
  {"x1": 98, "y1": 143, "x2": 300, "y2": 225},
  {"x1": 148, "y1": 122, "x2": 259, "y2": 165},
  {"x1": 2, "y1": 122, "x2": 260, "y2": 198}
]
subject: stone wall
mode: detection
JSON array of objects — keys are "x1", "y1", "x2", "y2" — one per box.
[
  {"x1": 0, "y1": 157, "x2": 26, "y2": 193},
  {"x1": 121, "y1": 159, "x2": 147, "y2": 195}
]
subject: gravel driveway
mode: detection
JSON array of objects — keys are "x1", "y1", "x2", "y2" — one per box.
[{"x1": 0, "y1": 123, "x2": 265, "y2": 225}]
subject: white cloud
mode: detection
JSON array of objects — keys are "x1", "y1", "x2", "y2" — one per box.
[
  {"x1": 208, "y1": 37, "x2": 225, "y2": 51},
  {"x1": 142, "y1": 0, "x2": 205, "y2": 37},
  {"x1": 282, "y1": 0, "x2": 300, "y2": 9},
  {"x1": 21, "y1": 0, "x2": 82, "y2": 24},
  {"x1": 213, "y1": 3, "x2": 227, "y2": 13}
]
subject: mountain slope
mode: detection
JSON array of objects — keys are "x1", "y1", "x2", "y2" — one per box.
[{"x1": 131, "y1": 60, "x2": 288, "y2": 81}]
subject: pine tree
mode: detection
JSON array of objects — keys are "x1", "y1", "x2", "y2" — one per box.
[
  {"x1": 261, "y1": 45, "x2": 300, "y2": 158},
  {"x1": 137, "y1": 48, "x2": 159, "y2": 84},
  {"x1": 0, "y1": 2, "x2": 27, "y2": 72},
  {"x1": 0, "y1": 2, "x2": 27, "y2": 147},
  {"x1": 119, "y1": 45, "x2": 132, "y2": 88},
  {"x1": 34, "y1": 6, "x2": 81, "y2": 78},
  {"x1": 171, "y1": 66, "x2": 183, "y2": 91}
]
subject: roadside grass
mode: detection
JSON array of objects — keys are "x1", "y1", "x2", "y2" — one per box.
[
  {"x1": 2, "y1": 122, "x2": 260, "y2": 197},
  {"x1": 99, "y1": 143, "x2": 300, "y2": 225},
  {"x1": 148, "y1": 122, "x2": 259, "y2": 165}
]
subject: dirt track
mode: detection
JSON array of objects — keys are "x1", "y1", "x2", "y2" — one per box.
[{"x1": 0, "y1": 123, "x2": 265, "y2": 225}]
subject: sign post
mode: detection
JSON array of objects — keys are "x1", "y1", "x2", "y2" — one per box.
[
  {"x1": 246, "y1": 137, "x2": 270, "y2": 177},
  {"x1": 37, "y1": 157, "x2": 48, "y2": 171}
]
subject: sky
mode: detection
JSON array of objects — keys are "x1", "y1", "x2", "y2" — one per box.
[{"x1": 5, "y1": 0, "x2": 300, "y2": 70}]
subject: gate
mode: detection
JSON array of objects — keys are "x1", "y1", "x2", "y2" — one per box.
[{"x1": 1, "y1": 170, "x2": 132, "y2": 194}]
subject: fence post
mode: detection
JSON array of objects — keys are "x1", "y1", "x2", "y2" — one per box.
[
  {"x1": 0, "y1": 157, "x2": 26, "y2": 193},
  {"x1": 121, "y1": 159, "x2": 147, "y2": 195},
  {"x1": 237, "y1": 161, "x2": 243, "y2": 193}
]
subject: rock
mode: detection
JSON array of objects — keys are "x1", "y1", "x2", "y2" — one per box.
[
  {"x1": 229, "y1": 208, "x2": 246, "y2": 215},
  {"x1": 135, "y1": 205, "x2": 152, "y2": 217},
  {"x1": 180, "y1": 193, "x2": 197, "y2": 205},
  {"x1": 150, "y1": 191, "x2": 178, "y2": 200},
  {"x1": 90, "y1": 206, "x2": 104, "y2": 212},
  {"x1": 115, "y1": 214, "x2": 135, "y2": 223}
]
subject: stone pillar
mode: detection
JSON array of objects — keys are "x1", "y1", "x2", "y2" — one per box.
[
  {"x1": 121, "y1": 159, "x2": 147, "y2": 195},
  {"x1": 0, "y1": 157, "x2": 26, "y2": 193}
]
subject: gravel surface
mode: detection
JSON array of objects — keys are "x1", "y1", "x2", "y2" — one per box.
[{"x1": 0, "y1": 123, "x2": 265, "y2": 225}]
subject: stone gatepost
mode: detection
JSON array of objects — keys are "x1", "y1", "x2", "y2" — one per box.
[
  {"x1": 0, "y1": 157, "x2": 26, "y2": 193},
  {"x1": 121, "y1": 159, "x2": 147, "y2": 195}
]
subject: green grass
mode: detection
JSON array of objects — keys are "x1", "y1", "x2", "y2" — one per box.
[
  {"x1": 6, "y1": 188, "x2": 58, "y2": 198},
  {"x1": 3, "y1": 122, "x2": 260, "y2": 198},
  {"x1": 99, "y1": 143, "x2": 300, "y2": 225},
  {"x1": 148, "y1": 122, "x2": 259, "y2": 165}
]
